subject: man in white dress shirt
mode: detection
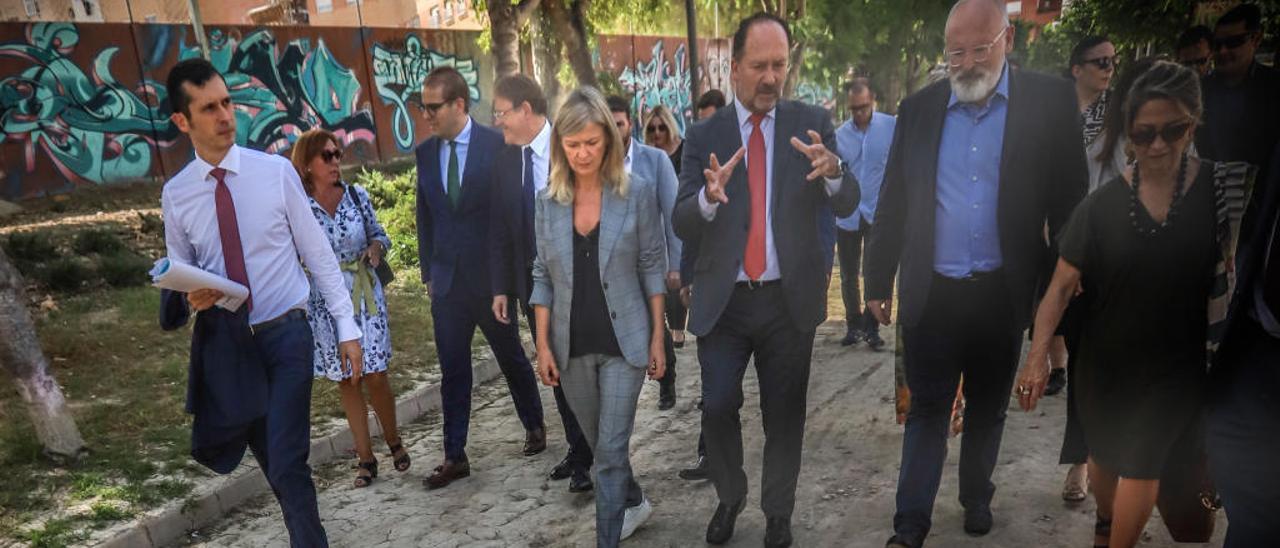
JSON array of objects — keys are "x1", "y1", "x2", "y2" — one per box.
[{"x1": 161, "y1": 58, "x2": 362, "y2": 547}]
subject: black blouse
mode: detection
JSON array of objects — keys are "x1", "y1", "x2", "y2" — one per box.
[{"x1": 569, "y1": 225, "x2": 623, "y2": 358}]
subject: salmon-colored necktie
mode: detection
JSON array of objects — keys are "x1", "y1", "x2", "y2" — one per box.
[
  {"x1": 744, "y1": 112, "x2": 767, "y2": 280},
  {"x1": 210, "y1": 167, "x2": 252, "y2": 311}
]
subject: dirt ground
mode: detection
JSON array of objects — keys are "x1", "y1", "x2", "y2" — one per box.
[{"x1": 180, "y1": 324, "x2": 1226, "y2": 547}]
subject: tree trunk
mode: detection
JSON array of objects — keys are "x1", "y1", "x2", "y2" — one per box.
[
  {"x1": 533, "y1": 11, "x2": 563, "y2": 110},
  {"x1": 488, "y1": 0, "x2": 542, "y2": 78},
  {"x1": 0, "y1": 247, "x2": 85, "y2": 461},
  {"x1": 543, "y1": 0, "x2": 598, "y2": 88}
]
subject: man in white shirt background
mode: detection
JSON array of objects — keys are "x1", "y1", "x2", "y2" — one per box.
[{"x1": 161, "y1": 58, "x2": 362, "y2": 547}]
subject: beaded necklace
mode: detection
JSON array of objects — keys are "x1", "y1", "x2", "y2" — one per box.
[{"x1": 1128, "y1": 152, "x2": 1189, "y2": 237}]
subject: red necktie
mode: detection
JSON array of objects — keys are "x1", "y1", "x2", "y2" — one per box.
[
  {"x1": 744, "y1": 112, "x2": 767, "y2": 280},
  {"x1": 210, "y1": 167, "x2": 252, "y2": 311}
]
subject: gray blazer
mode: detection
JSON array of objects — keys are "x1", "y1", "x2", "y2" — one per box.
[
  {"x1": 530, "y1": 174, "x2": 667, "y2": 369},
  {"x1": 629, "y1": 141, "x2": 682, "y2": 272}
]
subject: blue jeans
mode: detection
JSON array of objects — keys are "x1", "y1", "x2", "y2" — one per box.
[{"x1": 248, "y1": 315, "x2": 328, "y2": 548}]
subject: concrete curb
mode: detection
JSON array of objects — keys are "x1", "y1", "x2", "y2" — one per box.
[{"x1": 100, "y1": 357, "x2": 503, "y2": 548}]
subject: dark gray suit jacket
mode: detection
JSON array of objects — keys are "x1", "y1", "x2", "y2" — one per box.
[
  {"x1": 863, "y1": 69, "x2": 1088, "y2": 329},
  {"x1": 672, "y1": 100, "x2": 859, "y2": 336}
]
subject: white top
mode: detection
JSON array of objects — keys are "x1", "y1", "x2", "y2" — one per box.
[
  {"x1": 698, "y1": 98, "x2": 843, "y2": 281},
  {"x1": 438, "y1": 117, "x2": 473, "y2": 191},
  {"x1": 624, "y1": 138, "x2": 635, "y2": 174},
  {"x1": 161, "y1": 145, "x2": 362, "y2": 342},
  {"x1": 524, "y1": 120, "x2": 553, "y2": 192}
]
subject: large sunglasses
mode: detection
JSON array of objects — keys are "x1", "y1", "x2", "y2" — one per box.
[
  {"x1": 1081, "y1": 55, "x2": 1116, "y2": 71},
  {"x1": 320, "y1": 149, "x2": 343, "y2": 163},
  {"x1": 1213, "y1": 33, "x2": 1252, "y2": 51},
  {"x1": 1129, "y1": 121, "x2": 1193, "y2": 147},
  {"x1": 645, "y1": 124, "x2": 668, "y2": 134}
]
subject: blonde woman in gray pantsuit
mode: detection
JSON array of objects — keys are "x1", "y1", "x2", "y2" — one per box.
[{"x1": 530, "y1": 86, "x2": 668, "y2": 547}]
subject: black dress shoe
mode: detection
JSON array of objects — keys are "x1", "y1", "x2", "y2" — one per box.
[
  {"x1": 678, "y1": 456, "x2": 709, "y2": 481},
  {"x1": 765, "y1": 517, "x2": 793, "y2": 547},
  {"x1": 568, "y1": 468, "x2": 593, "y2": 492},
  {"x1": 549, "y1": 456, "x2": 574, "y2": 480},
  {"x1": 705, "y1": 499, "x2": 745, "y2": 545},
  {"x1": 885, "y1": 533, "x2": 922, "y2": 548},
  {"x1": 1044, "y1": 367, "x2": 1067, "y2": 396},
  {"x1": 865, "y1": 328, "x2": 885, "y2": 351},
  {"x1": 523, "y1": 427, "x2": 546, "y2": 456},
  {"x1": 658, "y1": 383, "x2": 676, "y2": 410},
  {"x1": 964, "y1": 505, "x2": 993, "y2": 536},
  {"x1": 840, "y1": 329, "x2": 863, "y2": 346}
]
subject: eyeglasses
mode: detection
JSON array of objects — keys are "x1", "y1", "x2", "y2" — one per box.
[
  {"x1": 645, "y1": 124, "x2": 668, "y2": 134},
  {"x1": 421, "y1": 100, "x2": 450, "y2": 115},
  {"x1": 320, "y1": 150, "x2": 343, "y2": 163},
  {"x1": 1080, "y1": 55, "x2": 1116, "y2": 71},
  {"x1": 1212, "y1": 33, "x2": 1252, "y2": 51},
  {"x1": 1181, "y1": 56, "x2": 1210, "y2": 68},
  {"x1": 492, "y1": 107, "x2": 512, "y2": 120},
  {"x1": 944, "y1": 26, "x2": 1008, "y2": 68},
  {"x1": 1128, "y1": 120, "x2": 1193, "y2": 147}
]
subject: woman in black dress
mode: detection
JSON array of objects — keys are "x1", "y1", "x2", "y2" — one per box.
[{"x1": 1016, "y1": 62, "x2": 1216, "y2": 548}]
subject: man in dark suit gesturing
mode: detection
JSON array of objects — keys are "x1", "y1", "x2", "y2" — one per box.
[
  {"x1": 863, "y1": 1, "x2": 1087, "y2": 546},
  {"x1": 415, "y1": 66, "x2": 546, "y2": 489},
  {"x1": 673, "y1": 13, "x2": 859, "y2": 548}
]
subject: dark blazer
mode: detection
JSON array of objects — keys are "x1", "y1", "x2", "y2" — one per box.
[
  {"x1": 1215, "y1": 142, "x2": 1280, "y2": 368},
  {"x1": 159, "y1": 290, "x2": 267, "y2": 474},
  {"x1": 489, "y1": 143, "x2": 536, "y2": 302},
  {"x1": 863, "y1": 69, "x2": 1088, "y2": 329},
  {"x1": 673, "y1": 100, "x2": 860, "y2": 335},
  {"x1": 416, "y1": 120, "x2": 506, "y2": 299}
]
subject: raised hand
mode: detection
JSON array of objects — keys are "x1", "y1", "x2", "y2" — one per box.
[
  {"x1": 702, "y1": 147, "x2": 746, "y2": 205},
  {"x1": 789, "y1": 130, "x2": 842, "y2": 181}
]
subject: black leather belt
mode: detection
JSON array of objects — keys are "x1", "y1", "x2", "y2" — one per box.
[
  {"x1": 735, "y1": 279, "x2": 781, "y2": 290},
  {"x1": 250, "y1": 309, "x2": 307, "y2": 335}
]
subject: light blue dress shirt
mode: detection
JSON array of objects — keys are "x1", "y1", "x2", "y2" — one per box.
[
  {"x1": 934, "y1": 63, "x2": 1009, "y2": 278},
  {"x1": 835, "y1": 111, "x2": 896, "y2": 230},
  {"x1": 438, "y1": 117, "x2": 472, "y2": 190}
]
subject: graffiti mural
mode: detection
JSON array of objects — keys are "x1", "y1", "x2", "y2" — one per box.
[
  {"x1": 183, "y1": 28, "x2": 377, "y2": 154},
  {"x1": 618, "y1": 40, "x2": 693, "y2": 138},
  {"x1": 794, "y1": 82, "x2": 837, "y2": 112},
  {"x1": 0, "y1": 22, "x2": 173, "y2": 189},
  {"x1": 370, "y1": 34, "x2": 480, "y2": 152}
]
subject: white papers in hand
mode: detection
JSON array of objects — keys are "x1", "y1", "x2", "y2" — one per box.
[{"x1": 150, "y1": 258, "x2": 250, "y2": 312}]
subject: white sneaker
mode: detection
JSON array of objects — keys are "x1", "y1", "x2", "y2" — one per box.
[{"x1": 620, "y1": 497, "x2": 652, "y2": 541}]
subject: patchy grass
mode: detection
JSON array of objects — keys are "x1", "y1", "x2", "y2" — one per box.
[{"x1": 0, "y1": 273, "x2": 437, "y2": 544}]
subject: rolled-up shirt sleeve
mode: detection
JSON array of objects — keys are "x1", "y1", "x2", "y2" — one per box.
[{"x1": 282, "y1": 164, "x2": 362, "y2": 342}]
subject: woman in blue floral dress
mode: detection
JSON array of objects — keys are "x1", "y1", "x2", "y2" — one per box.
[{"x1": 291, "y1": 129, "x2": 410, "y2": 487}]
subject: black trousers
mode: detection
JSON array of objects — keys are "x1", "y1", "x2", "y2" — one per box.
[
  {"x1": 699, "y1": 283, "x2": 815, "y2": 518},
  {"x1": 1058, "y1": 308, "x2": 1089, "y2": 465},
  {"x1": 522, "y1": 301, "x2": 593, "y2": 470},
  {"x1": 894, "y1": 273, "x2": 1023, "y2": 541},
  {"x1": 1208, "y1": 317, "x2": 1280, "y2": 547},
  {"x1": 837, "y1": 222, "x2": 879, "y2": 334}
]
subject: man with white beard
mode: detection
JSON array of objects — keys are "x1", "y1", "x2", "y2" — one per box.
[{"x1": 862, "y1": 1, "x2": 1088, "y2": 546}]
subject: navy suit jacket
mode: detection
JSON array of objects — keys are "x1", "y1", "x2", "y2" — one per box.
[
  {"x1": 416, "y1": 120, "x2": 506, "y2": 300},
  {"x1": 160, "y1": 289, "x2": 267, "y2": 474},
  {"x1": 489, "y1": 142, "x2": 536, "y2": 302}
]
